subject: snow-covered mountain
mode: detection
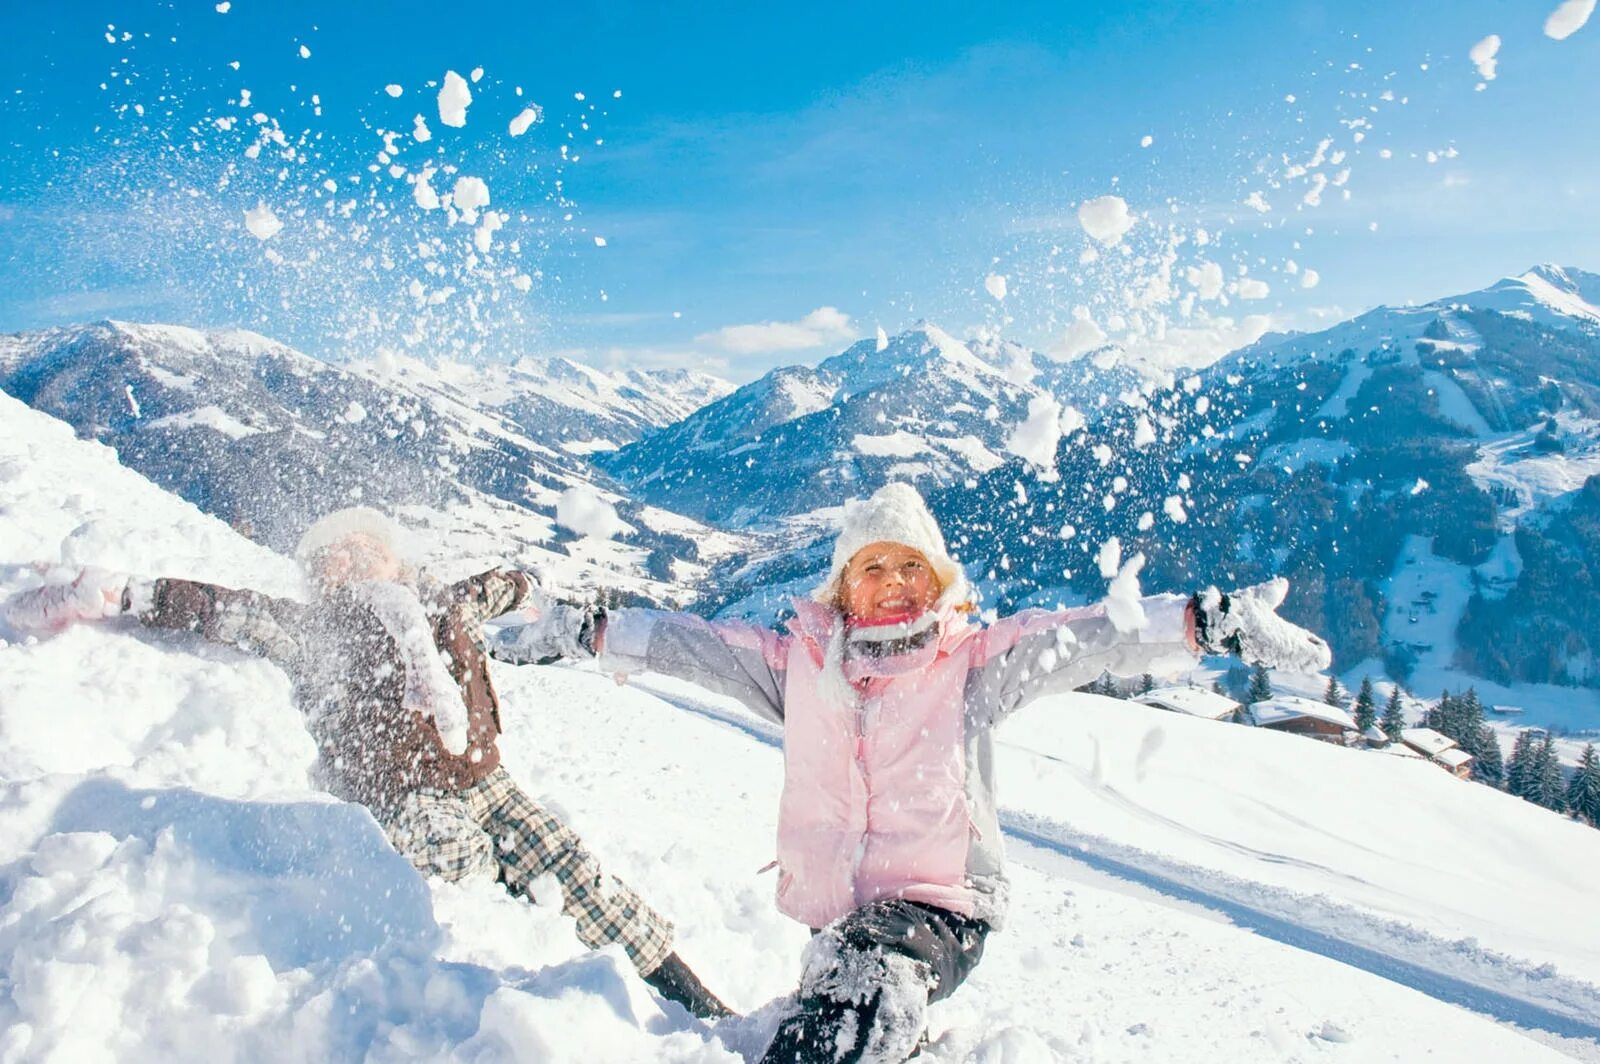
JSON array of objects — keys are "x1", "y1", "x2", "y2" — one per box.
[
  {"x1": 599, "y1": 324, "x2": 1141, "y2": 529},
  {"x1": 4, "y1": 388, "x2": 1599, "y2": 1060},
  {"x1": 0, "y1": 321, "x2": 744, "y2": 603},
  {"x1": 348, "y1": 350, "x2": 732, "y2": 457},
  {"x1": 936, "y1": 265, "x2": 1600, "y2": 712}
]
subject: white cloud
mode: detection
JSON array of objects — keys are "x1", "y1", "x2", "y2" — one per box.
[{"x1": 696, "y1": 306, "x2": 856, "y2": 355}]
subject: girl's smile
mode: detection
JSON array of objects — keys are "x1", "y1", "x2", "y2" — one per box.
[{"x1": 840, "y1": 541, "x2": 943, "y2": 622}]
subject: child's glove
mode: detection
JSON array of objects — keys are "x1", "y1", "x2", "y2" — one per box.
[
  {"x1": 1191, "y1": 578, "x2": 1332, "y2": 673},
  {"x1": 4, "y1": 568, "x2": 131, "y2": 634},
  {"x1": 490, "y1": 602, "x2": 602, "y2": 665}
]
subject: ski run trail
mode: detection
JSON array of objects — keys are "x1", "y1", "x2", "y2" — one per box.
[{"x1": 4, "y1": 387, "x2": 1600, "y2": 1063}]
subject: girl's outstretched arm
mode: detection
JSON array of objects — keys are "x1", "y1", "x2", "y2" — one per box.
[
  {"x1": 599, "y1": 609, "x2": 790, "y2": 725},
  {"x1": 496, "y1": 604, "x2": 789, "y2": 725},
  {"x1": 133, "y1": 576, "x2": 309, "y2": 665},
  {"x1": 964, "y1": 594, "x2": 1197, "y2": 729}
]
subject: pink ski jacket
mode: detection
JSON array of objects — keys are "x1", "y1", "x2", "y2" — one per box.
[{"x1": 598, "y1": 596, "x2": 1194, "y2": 930}]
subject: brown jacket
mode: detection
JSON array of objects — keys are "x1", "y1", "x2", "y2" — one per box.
[{"x1": 137, "y1": 569, "x2": 534, "y2": 812}]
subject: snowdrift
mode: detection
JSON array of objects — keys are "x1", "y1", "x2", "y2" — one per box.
[{"x1": 2, "y1": 390, "x2": 1596, "y2": 1061}]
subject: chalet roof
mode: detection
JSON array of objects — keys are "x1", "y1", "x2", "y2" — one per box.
[
  {"x1": 1434, "y1": 748, "x2": 1475, "y2": 770},
  {"x1": 1385, "y1": 743, "x2": 1427, "y2": 759},
  {"x1": 1249, "y1": 696, "x2": 1358, "y2": 731},
  {"x1": 1362, "y1": 725, "x2": 1390, "y2": 744},
  {"x1": 1135, "y1": 686, "x2": 1241, "y2": 720},
  {"x1": 1401, "y1": 728, "x2": 1458, "y2": 758}
]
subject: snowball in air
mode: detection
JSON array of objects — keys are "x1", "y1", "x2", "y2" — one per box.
[
  {"x1": 452, "y1": 175, "x2": 490, "y2": 221},
  {"x1": 509, "y1": 105, "x2": 542, "y2": 137},
  {"x1": 984, "y1": 273, "x2": 1008, "y2": 301},
  {"x1": 1469, "y1": 35, "x2": 1500, "y2": 81},
  {"x1": 1078, "y1": 195, "x2": 1135, "y2": 245},
  {"x1": 244, "y1": 202, "x2": 282, "y2": 240},
  {"x1": 385, "y1": 84, "x2": 403, "y2": 98},
  {"x1": 1006, "y1": 395, "x2": 1066, "y2": 474},
  {"x1": 438, "y1": 70, "x2": 472, "y2": 128},
  {"x1": 1544, "y1": 0, "x2": 1596, "y2": 40},
  {"x1": 556, "y1": 486, "x2": 625, "y2": 539}
]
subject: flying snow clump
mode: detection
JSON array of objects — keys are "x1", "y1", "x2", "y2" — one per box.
[
  {"x1": 1006, "y1": 395, "x2": 1066, "y2": 474},
  {"x1": 1056, "y1": 307, "x2": 1107, "y2": 359},
  {"x1": 1103, "y1": 551, "x2": 1149, "y2": 634},
  {"x1": 984, "y1": 273, "x2": 1008, "y2": 301},
  {"x1": 1545, "y1": 0, "x2": 1596, "y2": 39},
  {"x1": 452, "y1": 176, "x2": 490, "y2": 222},
  {"x1": 438, "y1": 70, "x2": 472, "y2": 128},
  {"x1": 1077, "y1": 195, "x2": 1135, "y2": 245},
  {"x1": 385, "y1": 84, "x2": 403, "y2": 98},
  {"x1": 509, "y1": 105, "x2": 543, "y2": 137},
  {"x1": 244, "y1": 203, "x2": 282, "y2": 240},
  {"x1": 556, "y1": 486, "x2": 625, "y2": 540},
  {"x1": 1469, "y1": 35, "x2": 1501, "y2": 81}
]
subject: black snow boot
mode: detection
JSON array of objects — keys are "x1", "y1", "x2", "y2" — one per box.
[{"x1": 644, "y1": 951, "x2": 735, "y2": 1020}]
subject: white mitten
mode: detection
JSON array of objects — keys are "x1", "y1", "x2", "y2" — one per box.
[
  {"x1": 1193, "y1": 578, "x2": 1332, "y2": 673},
  {"x1": 490, "y1": 602, "x2": 601, "y2": 665},
  {"x1": 4, "y1": 567, "x2": 130, "y2": 634}
]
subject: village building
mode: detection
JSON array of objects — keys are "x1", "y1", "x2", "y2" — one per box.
[
  {"x1": 1399, "y1": 727, "x2": 1476, "y2": 779},
  {"x1": 1134, "y1": 686, "x2": 1243, "y2": 722},
  {"x1": 1246, "y1": 696, "x2": 1360, "y2": 745}
]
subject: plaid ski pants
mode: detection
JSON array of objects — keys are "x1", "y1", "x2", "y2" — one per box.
[{"x1": 381, "y1": 766, "x2": 674, "y2": 975}]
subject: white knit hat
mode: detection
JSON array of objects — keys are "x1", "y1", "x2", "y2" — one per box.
[
  {"x1": 811, "y1": 482, "x2": 971, "y2": 608},
  {"x1": 294, "y1": 506, "x2": 412, "y2": 566}
]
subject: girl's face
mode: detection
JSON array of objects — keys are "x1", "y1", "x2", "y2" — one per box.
[
  {"x1": 840, "y1": 541, "x2": 942, "y2": 622},
  {"x1": 312, "y1": 532, "x2": 402, "y2": 588}
]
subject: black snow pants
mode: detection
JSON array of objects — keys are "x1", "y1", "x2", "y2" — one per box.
[{"x1": 759, "y1": 899, "x2": 989, "y2": 1064}]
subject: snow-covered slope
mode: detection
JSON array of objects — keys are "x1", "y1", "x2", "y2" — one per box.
[{"x1": 4, "y1": 391, "x2": 1599, "y2": 1060}]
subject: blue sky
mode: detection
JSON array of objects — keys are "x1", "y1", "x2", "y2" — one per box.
[{"x1": 2, "y1": 1, "x2": 1597, "y2": 381}]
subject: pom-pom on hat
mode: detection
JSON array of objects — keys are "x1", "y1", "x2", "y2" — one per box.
[
  {"x1": 294, "y1": 506, "x2": 413, "y2": 566},
  {"x1": 812, "y1": 482, "x2": 971, "y2": 609}
]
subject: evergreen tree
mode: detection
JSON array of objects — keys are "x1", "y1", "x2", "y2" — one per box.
[
  {"x1": 1534, "y1": 734, "x2": 1566, "y2": 812},
  {"x1": 1352, "y1": 676, "x2": 1377, "y2": 734},
  {"x1": 1138, "y1": 672, "x2": 1156, "y2": 695},
  {"x1": 1211, "y1": 678, "x2": 1227, "y2": 697},
  {"x1": 1323, "y1": 676, "x2": 1346, "y2": 709},
  {"x1": 1472, "y1": 726, "x2": 1504, "y2": 787},
  {"x1": 1380, "y1": 686, "x2": 1406, "y2": 742},
  {"x1": 1247, "y1": 663, "x2": 1273, "y2": 704},
  {"x1": 1507, "y1": 729, "x2": 1538, "y2": 801},
  {"x1": 1565, "y1": 745, "x2": 1600, "y2": 826},
  {"x1": 1426, "y1": 691, "x2": 1451, "y2": 732}
]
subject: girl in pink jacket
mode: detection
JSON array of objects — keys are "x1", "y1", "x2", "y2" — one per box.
[{"x1": 508, "y1": 482, "x2": 1330, "y2": 1063}]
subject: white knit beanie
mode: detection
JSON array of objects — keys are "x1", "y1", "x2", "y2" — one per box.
[
  {"x1": 811, "y1": 482, "x2": 971, "y2": 609},
  {"x1": 294, "y1": 506, "x2": 413, "y2": 566}
]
